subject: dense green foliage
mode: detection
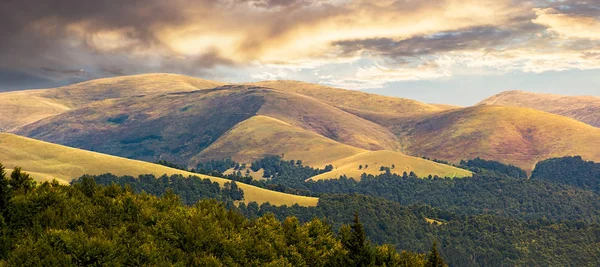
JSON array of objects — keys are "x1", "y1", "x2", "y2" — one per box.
[
  {"x1": 532, "y1": 156, "x2": 600, "y2": 193},
  {"x1": 458, "y1": 157, "x2": 528, "y2": 178},
  {"x1": 78, "y1": 173, "x2": 244, "y2": 205},
  {"x1": 0, "y1": 165, "x2": 433, "y2": 266},
  {"x1": 3, "y1": 156, "x2": 600, "y2": 266},
  {"x1": 302, "y1": 173, "x2": 600, "y2": 222},
  {"x1": 246, "y1": 194, "x2": 600, "y2": 267}
]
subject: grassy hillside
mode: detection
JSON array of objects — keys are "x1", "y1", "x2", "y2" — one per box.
[
  {"x1": 0, "y1": 133, "x2": 318, "y2": 206},
  {"x1": 16, "y1": 86, "x2": 400, "y2": 165},
  {"x1": 396, "y1": 105, "x2": 600, "y2": 171},
  {"x1": 309, "y1": 150, "x2": 472, "y2": 181},
  {"x1": 41, "y1": 73, "x2": 226, "y2": 107},
  {"x1": 479, "y1": 90, "x2": 600, "y2": 127},
  {"x1": 192, "y1": 115, "x2": 366, "y2": 167},
  {"x1": 0, "y1": 73, "x2": 225, "y2": 131},
  {"x1": 255, "y1": 88, "x2": 400, "y2": 151},
  {"x1": 248, "y1": 80, "x2": 442, "y2": 116},
  {"x1": 0, "y1": 89, "x2": 71, "y2": 131}
]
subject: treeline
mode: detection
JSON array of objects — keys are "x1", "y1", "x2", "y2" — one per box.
[
  {"x1": 85, "y1": 173, "x2": 244, "y2": 205},
  {"x1": 73, "y1": 171, "x2": 600, "y2": 266},
  {"x1": 302, "y1": 173, "x2": 600, "y2": 223},
  {"x1": 0, "y1": 164, "x2": 442, "y2": 266},
  {"x1": 245, "y1": 194, "x2": 600, "y2": 267},
  {"x1": 532, "y1": 156, "x2": 600, "y2": 193}
]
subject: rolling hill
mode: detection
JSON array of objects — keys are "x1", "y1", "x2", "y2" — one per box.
[
  {"x1": 5, "y1": 73, "x2": 600, "y2": 176},
  {"x1": 478, "y1": 90, "x2": 600, "y2": 127},
  {"x1": 308, "y1": 150, "x2": 472, "y2": 181},
  {"x1": 0, "y1": 133, "x2": 318, "y2": 206},
  {"x1": 191, "y1": 115, "x2": 366, "y2": 168},
  {"x1": 15, "y1": 85, "x2": 401, "y2": 166},
  {"x1": 0, "y1": 73, "x2": 225, "y2": 131},
  {"x1": 395, "y1": 105, "x2": 600, "y2": 171},
  {"x1": 0, "y1": 89, "x2": 71, "y2": 131},
  {"x1": 248, "y1": 80, "x2": 442, "y2": 116}
]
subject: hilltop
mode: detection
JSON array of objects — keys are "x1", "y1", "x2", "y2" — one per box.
[
  {"x1": 248, "y1": 80, "x2": 442, "y2": 117},
  {"x1": 191, "y1": 115, "x2": 366, "y2": 168},
  {"x1": 4, "y1": 73, "x2": 599, "y2": 174},
  {"x1": 478, "y1": 90, "x2": 600, "y2": 127},
  {"x1": 0, "y1": 133, "x2": 318, "y2": 206},
  {"x1": 395, "y1": 105, "x2": 600, "y2": 171},
  {"x1": 15, "y1": 85, "x2": 401, "y2": 165},
  {"x1": 308, "y1": 150, "x2": 472, "y2": 181},
  {"x1": 0, "y1": 73, "x2": 225, "y2": 131}
]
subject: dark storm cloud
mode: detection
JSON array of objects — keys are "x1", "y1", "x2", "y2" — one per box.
[
  {"x1": 1, "y1": 0, "x2": 599, "y2": 91},
  {"x1": 0, "y1": 0, "x2": 231, "y2": 89},
  {"x1": 333, "y1": 24, "x2": 541, "y2": 59}
]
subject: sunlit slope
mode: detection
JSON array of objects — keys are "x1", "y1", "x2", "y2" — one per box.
[
  {"x1": 309, "y1": 150, "x2": 471, "y2": 181},
  {"x1": 255, "y1": 89, "x2": 400, "y2": 151},
  {"x1": 16, "y1": 86, "x2": 400, "y2": 165},
  {"x1": 0, "y1": 73, "x2": 225, "y2": 131},
  {"x1": 248, "y1": 80, "x2": 442, "y2": 115},
  {"x1": 0, "y1": 133, "x2": 318, "y2": 206},
  {"x1": 399, "y1": 106, "x2": 600, "y2": 171},
  {"x1": 479, "y1": 90, "x2": 600, "y2": 127},
  {"x1": 0, "y1": 89, "x2": 71, "y2": 131},
  {"x1": 191, "y1": 115, "x2": 366, "y2": 167},
  {"x1": 41, "y1": 73, "x2": 226, "y2": 107}
]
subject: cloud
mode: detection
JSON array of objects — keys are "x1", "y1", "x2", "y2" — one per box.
[
  {"x1": 1, "y1": 0, "x2": 600, "y2": 90},
  {"x1": 532, "y1": 8, "x2": 600, "y2": 40}
]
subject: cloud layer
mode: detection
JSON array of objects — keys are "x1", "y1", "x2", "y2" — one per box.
[{"x1": 1, "y1": 0, "x2": 600, "y2": 90}]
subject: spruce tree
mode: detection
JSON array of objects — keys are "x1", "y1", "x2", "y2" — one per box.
[
  {"x1": 344, "y1": 212, "x2": 374, "y2": 266},
  {"x1": 0, "y1": 163, "x2": 9, "y2": 213},
  {"x1": 425, "y1": 241, "x2": 447, "y2": 267}
]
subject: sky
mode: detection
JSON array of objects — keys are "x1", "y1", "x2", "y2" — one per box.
[{"x1": 1, "y1": 0, "x2": 599, "y2": 105}]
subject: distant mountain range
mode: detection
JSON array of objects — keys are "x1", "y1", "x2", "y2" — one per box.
[{"x1": 2, "y1": 73, "x2": 599, "y2": 178}]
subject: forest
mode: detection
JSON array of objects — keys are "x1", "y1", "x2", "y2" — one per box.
[
  {"x1": 0, "y1": 164, "x2": 442, "y2": 266},
  {"x1": 2, "y1": 155, "x2": 600, "y2": 266}
]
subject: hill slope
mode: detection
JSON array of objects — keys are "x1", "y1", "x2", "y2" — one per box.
[
  {"x1": 41, "y1": 73, "x2": 226, "y2": 107},
  {"x1": 16, "y1": 86, "x2": 400, "y2": 166},
  {"x1": 0, "y1": 89, "x2": 71, "y2": 131},
  {"x1": 309, "y1": 150, "x2": 472, "y2": 181},
  {"x1": 396, "y1": 105, "x2": 600, "y2": 171},
  {"x1": 0, "y1": 133, "x2": 318, "y2": 206},
  {"x1": 191, "y1": 115, "x2": 366, "y2": 167},
  {"x1": 478, "y1": 90, "x2": 600, "y2": 127},
  {"x1": 0, "y1": 73, "x2": 225, "y2": 131},
  {"x1": 248, "y1": 80, "x2": 442, "y2": 116}
]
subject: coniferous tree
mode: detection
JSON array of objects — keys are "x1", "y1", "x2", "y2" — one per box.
[
  {"x1": 0, "y1": 164, "x2": 9, "y2": 213},
  {"x1": 343, "y1": 212, "x2": 374, "y2": 266},
  {"x1": 425, "y1": 242, "x2": 447, "y2": 267},
  {"x1": 9, "y1": 167, "x2": 35, "y2": 193}
]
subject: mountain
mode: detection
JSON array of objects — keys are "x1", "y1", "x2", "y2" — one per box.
[
  {"x1": 0, "y1": 73, "x2": 225, "y2": 131},
  {"x1": 0, "y1": 133, "x2": 318, "y2": 206},
  {"x1": 394, "y1": 105, "x2": 600, "y2": 171},
  {"x1": 6, "y1": 74, "x2": 599, "y2": 174},
  {"x1": 191, "y1": 115, "x2": 366, "y2": 168},
  {"x1": 247, "y1": 80, "x2": 442, "y2": 116},
  {"x1": 308, "y1": 150, "x2": 472, "y2": 181},
  {"x1": 478, "y1": 90, "x2": 600, "y2": 127},
  {"x1": 0, "y1": 89, "x2": 71, "y2": 131},
  {"x1": 15, "y1": 85, "x2": 401, "y2": 166}
]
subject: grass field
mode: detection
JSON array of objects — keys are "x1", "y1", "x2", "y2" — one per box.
[
  {"x1": 400, "y1": 105, "x2": 600, "y2": 172},
  {"x1": 0, "y1": 133, "x2": 318, "y2": 206},
  {"x1": 0, "y1": 73, "x2": 226, "y2": 131},
  {"x1": 42, "y1": 73, "x2": 227, "y2": 107},
  {"x1": 308, "y1": 150, "x2": 472, "y2": 181},
  {"x1": 0, "y1": 90, "x2": 71, "y2": 131},
  {"x1": 192, "y1": 115, "x2": 366, "y2": 168},
  {"x1": 248, "y1": 80, "x2": 442, "y2": 116},
  {"x1": 478, "y1": 90, "x2": 600, "y2": 127}
]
